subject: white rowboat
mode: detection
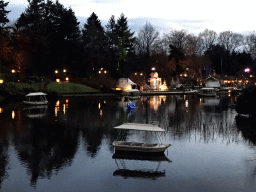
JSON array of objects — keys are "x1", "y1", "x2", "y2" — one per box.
[
  {"x1": 112, "y1": 123, "x2": 171, "y2": 153},
  {"x1": 23, "y1": 92, "x2": 48, "y2": 105}
]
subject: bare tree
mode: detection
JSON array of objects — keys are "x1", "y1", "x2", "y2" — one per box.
[
  {"x1": 135, "y1": 22, "x2": 159, "y2": 56},
  {"x1": 135, "y1": 22, "x2": 159, "y2": 75},
  {"x1": 197, "y1": 29, "x2": 217, "y2": 55},
  {"x1": 217, "y1": 31, "x2": 243, "y2": 53},
  {"x1": 161, "y1": 30, "x2": 197, "y2": 76},
  {"x1": 163, "y1": 29, "x2": 197, "y2": 56},
  {"x1": 245, "y1": 32, "x2": 256, "y2": 59}
]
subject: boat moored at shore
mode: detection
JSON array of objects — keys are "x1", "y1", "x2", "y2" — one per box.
[{"x1": 23, "y1": 92, "x2": 48, "y2": 105}]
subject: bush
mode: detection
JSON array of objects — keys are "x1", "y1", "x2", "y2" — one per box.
[{"x1": 235, "y1": 86, "x2": 256, "y2": 114}]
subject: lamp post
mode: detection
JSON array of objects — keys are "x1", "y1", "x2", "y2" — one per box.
[{"x1": 12, "y1": 69, "x2": 15, "y2": 82}]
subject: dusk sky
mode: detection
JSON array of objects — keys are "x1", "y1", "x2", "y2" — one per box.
[{"x1": 6, "y1": 0, "x2": 256, "y2": 35}]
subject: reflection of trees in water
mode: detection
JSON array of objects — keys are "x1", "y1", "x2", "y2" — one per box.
[
  {"x1": 0, "y1": 101, "x2": 28, "y2": 188},
  {"x1": 235, "y1": 115, "x2": 256, "y2": 145},
  {"x1": 235, "y1": 115, "x2": 256, "y2": 179},
  {"x1": 13, "y1": 119, "x2": 79, "y2": 187},
  {"x1": 168, "y1": 96, "x2": 239, "y2": 144},
  {"x1": 62, "y1": 98, "x2": 129, "y2": 157},
  {"x1": 0, "y1": 139, "x2": 9, "y2": 190}
]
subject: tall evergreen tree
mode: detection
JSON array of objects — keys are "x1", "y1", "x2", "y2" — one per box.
[
  {"x1": 105, "y1": 15, "x2": 119, "y2": 77},
  {"x1": 115, "y1": 13, "x2": 135, "y2": 77},
  {"x1": 81, "y1": 12, "x2": 108, "y2": 77},
  {"x1": 0, "y1": 0, "x2": 10, "y2": 32},
  {"x1": 15, "y1": 0, "x2": 48, "y2": 75},
  {"x1": 44, "y1": 0, "x2": 81, "y2": 73},
  {"x1": 14, "y1": 0, "x2": 82, "y2": 76}
]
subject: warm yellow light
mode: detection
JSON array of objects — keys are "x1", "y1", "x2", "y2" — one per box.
[
  {"x1": 104, "y1": 70, "x2": 107, "y2": 73},
  {"x1": 12, "y1": 69, "x2": 15, "y2": 73},
  {"x1": 63, "y1": 104, "x2": 66, "y2": 114},
  {"x1": 224, "y1": 80, "x2": 228, "y2": 83},
  {"x1": 0, "y1": 79, "x2": 3, "y2": 84},
  {"x1": 0, "y1": 108, "x2": 2, "y2": 113},
  {"x1": 66, "y1": 77, "x2": 69, "y2": 82},
  {"x1": 98, "y1": 103, "x2": 101, "y2": 109},
  {"x1": 116, "y1": 88, "x2": 121, "y2": 90},
  {"x1": 238, "y1": 80, "x2": 242, "y2": 83},
  {"x1": 63, "y1": 69, "x2": 67, "y2": 73},
  {"x1": 56, "y1": 100, "x2": 60, "y2": 107},
  {"x1": 140, "y1": 73, "x2": 143, "y2": 76},
  {"x1": 135, "y1": 73, "x2": 137, "y2": 75},
  {"x1": 55, "y1": 70, "x2": 58, "y2": 74},
  {"x1": 56, "y1": 79, "x2": 60, "y2": 83},
  {"x1": 99, "y1": 71, "x2": 101, "y2": 74},
  {"x1": 180, "y1": 74, "x2": 183, "y2": 77},
  {"x1": 55, "y1": 107, "x2": 58, "y2": 116},
  {"x1": 66, "y1": 99, "x2": 69, "y2": 104},
  {"x1": 12, "y1": 111, "x2": 15, "y2": 119},
  {"x1": 250, "y1": 75, "x2": 253, "y2": 77},
  {"x1": 185, "y1": 100, "x2": 189, "y2": 108},
  {"x1": 184, "y1": 74, "x2": 187, "y2": 77}
]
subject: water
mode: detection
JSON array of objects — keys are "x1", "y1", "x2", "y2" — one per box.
[{"x1": 0, "y1": 95, "x2": 256, "y2": 192}]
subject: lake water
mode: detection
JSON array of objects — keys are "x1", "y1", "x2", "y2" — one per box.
[{"x1": 0, "y1": 94, "x2": 256, "y2": 192}]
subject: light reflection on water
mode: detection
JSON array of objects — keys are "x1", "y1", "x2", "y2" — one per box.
[{"x1": 0, "y1": 95, "x2": 255, "y2": 192}]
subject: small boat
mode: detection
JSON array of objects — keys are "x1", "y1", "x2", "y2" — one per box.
[
  {"x1": 197, "y1": 87, "x2": 217, "y2": 97},
  {"x1": 112, "y1": 123, "x2": 171, "y2": 153},
  {"x1": 124, "y1": 89, "x2": 140, "y2": 100},
  {"x1": 23, "y1": 92, "x2": 48, "y2": 105}
]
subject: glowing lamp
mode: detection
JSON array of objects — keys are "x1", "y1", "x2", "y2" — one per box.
[
  {"x1": 0, "y1": 79, "x2": 3, "y2": 84},
  {"x1": 245, "y1": 68, "x2": 250, "y2": 73},
  {"x1": 56, "y1": 79, "x2": 60, "y2": 83}
]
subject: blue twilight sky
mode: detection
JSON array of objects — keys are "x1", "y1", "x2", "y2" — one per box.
[{"x1": 6, "y1": 0, "x2": 256, "y2": 35}]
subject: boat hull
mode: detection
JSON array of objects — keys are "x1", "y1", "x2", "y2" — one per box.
[
  {"x1": 197, "y1": 93, "x2": 217, "y2": 97},
  {"x1": 23, "y1": 101, "x2": 48, "y2": 105},
  {"x1": 113, "y1": 141, "x2": 171, "y2": 153}
]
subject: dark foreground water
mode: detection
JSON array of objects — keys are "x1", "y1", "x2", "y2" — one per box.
[{"x1": 0, "y1": 94, "x2": 256, "y2": 192}]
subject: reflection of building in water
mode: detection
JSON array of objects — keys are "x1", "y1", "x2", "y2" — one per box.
[
  {"x1": 149, "y1": 96, "x2": 166, "y2": 111},
  {"x1": 55, "y1": 99, "x2": 69, "y2": 119},
  {"x1": 199, "y1": 97, "x2": 220, "y2": 107}
]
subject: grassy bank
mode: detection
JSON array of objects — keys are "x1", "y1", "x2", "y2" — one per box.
[
  {"x1": 15, "y1": 82, "x2": 100, "y2": 94},
  {"x1": 0, "y1": 82, "x2": 103, "y2": 100}
]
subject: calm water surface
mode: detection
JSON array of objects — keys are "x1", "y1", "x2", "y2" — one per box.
[{"x1": 0, "y1": 95, "x2": 256, "y2": 192}]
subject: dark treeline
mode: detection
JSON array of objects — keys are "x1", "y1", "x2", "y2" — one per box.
[{"x1": 1, "y1": 0, "x2": 256, "y2": 86}]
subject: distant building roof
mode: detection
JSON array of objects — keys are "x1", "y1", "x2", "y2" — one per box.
[
  {"x1": 116, "y1": 78, "x2": 137, "y2": 89},
  {"x1": 205, "y1": 76, "x2": 219, "y2": 81}
]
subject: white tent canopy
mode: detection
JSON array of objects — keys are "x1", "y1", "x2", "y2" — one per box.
[
  {"x1": 114, "y1": 123, "x2": 166, "y2": 132},
  {"x1": 116, "y1": 78, "x2": 137, "y2": 90}
]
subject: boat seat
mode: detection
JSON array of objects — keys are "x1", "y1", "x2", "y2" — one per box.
[
  {"x1": 118, "y1": 141, "x2": 132, "y2": 146},
  {"x1": 142, "y1": 143, "x2": 158, "y2": 147},
  {"x1": 130, "y1": 142, "x2": 144, "y2": 147}
]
